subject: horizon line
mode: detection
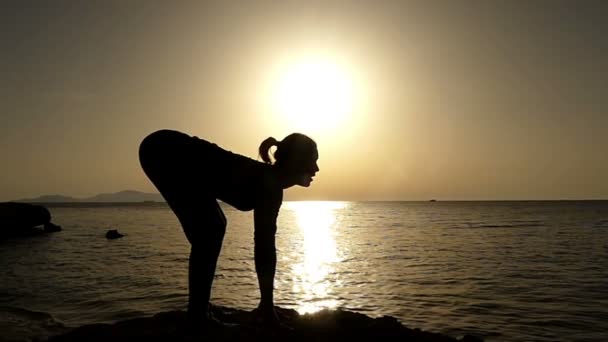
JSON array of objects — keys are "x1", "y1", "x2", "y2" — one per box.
[{"x1": 8, "y1": 199, "x2": 608, "y2": 204}]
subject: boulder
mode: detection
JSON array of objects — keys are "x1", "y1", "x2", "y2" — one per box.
[
  {"x1": 0, "y1": 202, "x2": 61, "y2": 239},
  {"x1": 105, "y1": 229, "x2": 124, "y2": 239}
]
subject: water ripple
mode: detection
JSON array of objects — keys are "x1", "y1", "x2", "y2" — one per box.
[{"x1": 0, "y1": 201, "x2": 607, "y2": 342}]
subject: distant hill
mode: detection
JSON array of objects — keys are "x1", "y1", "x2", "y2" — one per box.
[
  {"x1": 15, "y1": 194, "x2": 80, "y2": 203},
  {"x1": 86, "y1": 190, "x2": 164, "y2": 202},
  {"x1": 15, "y1": 190, "x2": 164, "y2": 203}
]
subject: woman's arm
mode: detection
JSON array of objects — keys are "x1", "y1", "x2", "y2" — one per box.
[{"x1": 253, "y1": 189, "x2": 282, "y2": 309}]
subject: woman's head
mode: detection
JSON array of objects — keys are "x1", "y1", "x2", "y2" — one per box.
[{"x1": 259, "y1": 133, "x2": 319, "y2": 187}]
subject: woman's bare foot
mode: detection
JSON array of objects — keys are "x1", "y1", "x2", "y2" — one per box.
[{"x1": 187, "y1": 309, "x2": 238, "y2": 332}]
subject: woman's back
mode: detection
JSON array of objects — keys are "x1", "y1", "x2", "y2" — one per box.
[
  {"x1": 139, "y1": 129, "x2": 273, "y2": 211},
  {"x1": 199, "y1": 137, "x2": 274, "y2": 211}
]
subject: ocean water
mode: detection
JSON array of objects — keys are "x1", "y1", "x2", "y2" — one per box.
[{"x1": 1, "y1": 201, "x2": 607, "y2": 341}]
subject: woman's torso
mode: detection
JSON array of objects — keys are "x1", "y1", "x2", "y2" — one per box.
[{"x1": 140, "y1": 129, "x2": 275, "y2": 211}]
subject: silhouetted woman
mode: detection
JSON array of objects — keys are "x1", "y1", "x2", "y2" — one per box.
[{"x1": 138, "y1": 129, "x2": 319, "y2": 326}]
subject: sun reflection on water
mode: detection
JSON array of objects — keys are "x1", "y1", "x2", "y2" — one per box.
[{"x1": 283, "y1": 201, "x2": 348, "y2": 314}]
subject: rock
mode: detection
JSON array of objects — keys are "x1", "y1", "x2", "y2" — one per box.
[
  {"x1": 461, "y1": 335, "x2": 485, "y2": 342},
  {"x1": 105, "y1": 229, "x2": 124, "y2": 239},
  {"x1": 0, "y1": 202, "x2": 61, "y2": 239},
  {"x1": 0, "y1": 202, "x2": 51, "y2": 228},
  {"x1": 46, "y1": 305, "x2": 484, "y2": 341},
  {"x1": 44, "y1": 222, "x2": 63, "y2": 233}
]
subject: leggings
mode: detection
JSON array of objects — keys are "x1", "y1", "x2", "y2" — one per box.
[{"x1": 138, "y1": 129, "x2": 225, "y2": 317}]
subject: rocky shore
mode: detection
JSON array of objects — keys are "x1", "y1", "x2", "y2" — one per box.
[{"x1": 47, "y1": 305, "x2": 483, "y2": 341}]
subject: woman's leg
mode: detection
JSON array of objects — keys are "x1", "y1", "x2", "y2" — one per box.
[
  {"x1": 138, "y1": 130, "x2": 226, "y2": 319},
  {"x1": 168, "y1": 192, "x2": 226, "y2": 319}
]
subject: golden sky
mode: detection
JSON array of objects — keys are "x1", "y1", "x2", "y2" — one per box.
[{"x1": 1, "y1": 1, "x2": 607, "y2": 201}]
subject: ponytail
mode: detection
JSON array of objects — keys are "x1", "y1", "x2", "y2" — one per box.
[{"x1": 258, "y1": 137, "x2": 279, "y2": 164}]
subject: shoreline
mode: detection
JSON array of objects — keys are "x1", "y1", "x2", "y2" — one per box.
[{"x1": 46, "y1": 305, "x2": 484, "y2": 341}]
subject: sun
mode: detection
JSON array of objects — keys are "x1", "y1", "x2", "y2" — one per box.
[{"x1": 271, "y1": 57, "x2": 356, "y2": 135}]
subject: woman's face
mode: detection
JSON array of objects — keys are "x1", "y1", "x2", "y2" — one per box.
[{"x1": 295, "y1": 148, "x2": 319, "y2": 187}]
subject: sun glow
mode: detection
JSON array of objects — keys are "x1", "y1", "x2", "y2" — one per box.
[
  {"x1": 284, "y1": 201, "x2": 348, "y2": 314},
  {"x1": 271, "y1": 56, "x2": 358, "y2": 136}
]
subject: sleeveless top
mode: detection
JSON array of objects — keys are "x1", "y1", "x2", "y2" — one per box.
[{"x1": 193, "y1": 135, "x2": 276, "y2": 211}]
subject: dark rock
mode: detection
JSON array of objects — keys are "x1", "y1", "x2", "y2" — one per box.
[
  {"x1": 44, "y1": 222, "x2": 62, "y2": 233},
  {"x1": 105, "y1": 229, "x2": 124, "y2": 239},
  {"x1": 0, "y1": 202, "x2": 61, "y2": 239},
  {"x1": 47, "y1": 305, "x2": 484, "y2": 341}
]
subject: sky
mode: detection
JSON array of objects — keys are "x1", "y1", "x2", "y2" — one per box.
[{"x1": 1, "y1": 1, "x2": 607, "y2": 201}]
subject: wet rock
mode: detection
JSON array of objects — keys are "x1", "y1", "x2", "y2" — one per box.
[
  {"x1": 105, "y1": 229, "x2": 124, "y2": 239},
  {"x1": 44, "y1": 222, "x2": 62, "y2": 233},
  {"x1": 47, "y1": 305, "x2": 484, "y2": 341}
]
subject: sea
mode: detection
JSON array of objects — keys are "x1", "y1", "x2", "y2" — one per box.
[{"x1": 1, "y1": 201, "x2": 607, "y2": 341}]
